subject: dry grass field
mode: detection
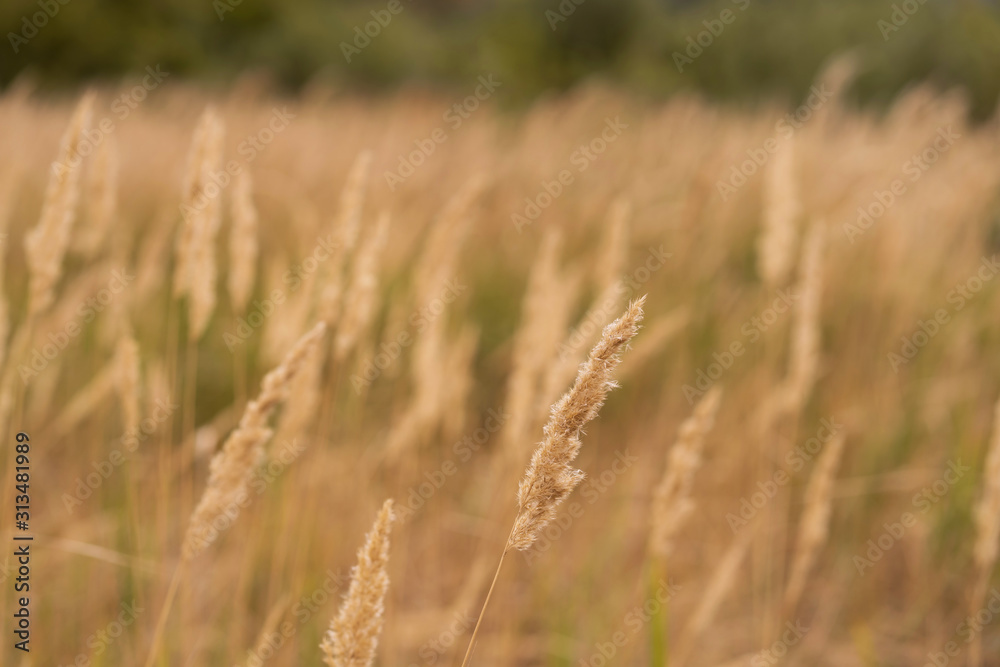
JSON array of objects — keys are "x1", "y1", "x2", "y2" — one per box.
[{"x1": 2, "y1": 60, "x2": 1000, "y2": 666}]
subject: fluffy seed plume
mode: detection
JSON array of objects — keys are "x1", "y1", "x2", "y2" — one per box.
[
  {"x1": 334, "y1": 151, "x2": 372, "y2": 263},
  {"x1": 757, "y1": 137, "x2": 799, "y2": 287},
  {"x1": 273, "y1": 339, "x2": 323, "y2": 448},
  {"x1": 184, "y1": 109, "x2": 225, "y2": 339},
  {"x1": 228, "y1": 169, "x2": 258, "y2": 314},
  {"x1": 174, "y1": 107, "x2": 218, "y2": 297},
  {"x1": 182, "y1": 322, "x2": 326, "y2": 558},
  {"x1": 756, "y1": 220, "x2": 825, "y2": 434},
  {"x1": 787, "y1": 220, "x2": 825, "y2": 402},
  {"x1": 508, "y1": 296, "x2": 645, "y2": 551},
  {"x1": 319, "y1": 151, "x2": 372, "y2": 325},
  {"x1": 783, "y1": 431, "x2": 846, "y2": 616},
  {"x1": 25, "y1": 92, "x2": 95, "y2": 318},
  {"x1": 650, "y1": 386, "x2": 722, "y2": 559},
  {"x1": 321, "y1": 498, "x2": 395, "y2": 667},
  {"x1": 76, "y1": 131, "x2": 118, "y2": 258},
  {"x1": 174, "y1": 107, "x2": 225, "y2": 341},
  {"x1": 335, "y1": 210, "x2": 390, "y2": 361}
]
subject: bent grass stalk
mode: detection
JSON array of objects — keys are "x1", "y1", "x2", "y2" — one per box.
[
  {"x1": 460, "y1": 297, "x2": 644, "y2": 667},
  {"x1": 142, "y1": 323, "x2": 326, "y2": 667}
]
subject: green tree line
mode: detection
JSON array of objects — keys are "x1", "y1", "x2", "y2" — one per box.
[{"x1": 3, "y1": 0, "x2": 1000, "y2": 118}]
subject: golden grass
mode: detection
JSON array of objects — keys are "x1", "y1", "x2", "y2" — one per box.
[
  {"x1": 228, "y1": 169, "x2": 258, "y2": 315},
  {"x1": 650, "y1": 385, "x2": 722, "y2": 560},
  {"x1": 24, "y1": 92, "x2": 94, "y2": 319},
  {"x1": 460, "y1": 298, "x2": 643, "y2": 667},
  {"x1": 2, "y1": 76, "x2": 1000, "y2": 666},
  {"x1": 184, "y1": 321, "x2": 326, "y2": 558},
  {"x1": 321, "y1": 498, "x2": 395, "y2": 667},
  {"x1": 511, "y1": 297, "x2": 644, "y2": 552}
]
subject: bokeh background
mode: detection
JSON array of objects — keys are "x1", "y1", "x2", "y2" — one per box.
[
  {"x1": 3, "y1": 0, "x2": 1000, "y2": 117},
  {"x1": 4, "y1": 2, "x2": 1000, "y2": 667}
]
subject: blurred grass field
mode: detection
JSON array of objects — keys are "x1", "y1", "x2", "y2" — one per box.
[
  {"x1": 1, "y1": 56, "x2": 1000, "y2": 664},
  {"x1": 4, "y1": 1, "x2": 1000, "y2": 663}
]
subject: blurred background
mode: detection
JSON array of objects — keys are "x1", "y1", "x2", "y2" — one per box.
[
  {"x1": 6, "y1": 1, "x2": 1000, "y2": 666},
  {"x1": 3, "y1": 0, "x2": 1000, "y2": 118}
]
